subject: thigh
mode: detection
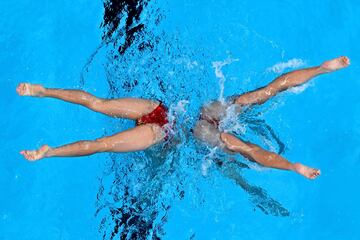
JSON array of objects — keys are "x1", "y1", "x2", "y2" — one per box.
[
  {"x1": 234, "y1": 87, "x2": 272, "y2": 106},
  {"x1": 97, "y1": 98, "x2": 160, "y2": 120},
  {"x1": 193, "y1": 120, "x2": 225, "y2": 148},
  {"x1": 97, "y1": 124, "x2": 165, "y2": 152}
]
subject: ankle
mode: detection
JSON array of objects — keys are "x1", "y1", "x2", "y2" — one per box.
[
  {"x1": 316, "y1": 66, "x2": 327, "y2": 74},
  {"x1": 42, "y1": 145, "x2": 52, "y2": 157},
  {"x1": 41, "y1": 87, "x2": 49, "y2": 97},
  {"x1": 292, "y1": 162, "x2": 303, "y2": 172}
]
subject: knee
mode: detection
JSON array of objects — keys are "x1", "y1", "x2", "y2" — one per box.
[
  {"x1": 263, "y1": 86, "x2": 275, "y2": 97},
  {"x1": 94, "y1": 138, "x2": 111, "y2": 152},
  {"x1": 78, "y1": 141, "x2": 93, "y2": 151},
  {"x1": 245, "y1": 145, "x2": 263, "y2": 158},
  {"x1": 89, "y1": 98, "x2": 104, "y2": 110},
  {"x1": 79, "y1": 140, "x2": 106, "y2": 152}
]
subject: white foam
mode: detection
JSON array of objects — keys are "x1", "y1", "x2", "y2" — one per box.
[
  {"x1": 187, "y1": 61, "x2": 198, "y2": 69},
  {"x1": 201, "y1": 147, "x2": 218, "y2": 176},
  {"x1": 171, "y1": 99, "x2": 189, "y2": 114},
  {"x1": 212, "y1": 57, "x2": 239, "y2": 103},
  {"x1": 288, "y1": 82, "x2": 312, "y2": 94},
  {"x1": 164, "y1": 100, "x2": 189, "y2": 136},
  {"x1": 219, "y1": 104, "x2": 246, "y2": 135},
  {"x1": 267, "y1": 58, "x2": 306, "y2": 74}
]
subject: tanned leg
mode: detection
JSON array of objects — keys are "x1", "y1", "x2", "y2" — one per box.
[
  {"x1": 235, "y1": 56, "x2": 350, "y2": 106},
  {"x1": 220, "y1": 132, "x2": 320, "y2": 179},
  {"x1": 16, "y1": 84, "x2": 159, "y2": 119},
  {"x1": 20, "y1": 124, "x2": 164, "y2": 161}
]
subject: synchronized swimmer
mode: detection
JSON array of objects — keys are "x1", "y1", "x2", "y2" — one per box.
[
  {"x1": 17, "y1": 85, "x2": 170, "y2": 160},
  {"x1": 17, "y1": 56, "x2": 350, "y2": 180},
  {"x1": 194, "y1": 56, "x2": 350, "y2": 179}
]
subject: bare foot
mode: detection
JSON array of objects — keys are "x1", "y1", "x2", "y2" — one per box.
[
  {"x1": 293, "y1": 163, "x2": 320, "y2": 179},
  {"x1": 320, "y1": 56, "x2": 350, "y2": 72},
  {"x1": 16, "y1": 83, "x2": 45, "y2": 97},
  {"x1": 20, "y1": 145, "x2": 50, "y2": 161}
]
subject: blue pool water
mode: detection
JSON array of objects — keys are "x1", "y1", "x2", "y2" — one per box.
[{"x1": 1, "y1": 0, "x2": 360, "y2": 239}]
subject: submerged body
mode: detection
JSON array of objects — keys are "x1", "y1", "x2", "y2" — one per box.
[{"x1": 194, "y1": 56, "x2": 350, "y2": 179}]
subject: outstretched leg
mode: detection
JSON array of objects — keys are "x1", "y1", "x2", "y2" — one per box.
[
  {"x1": 20, "y1": 124, "x2": 164, "y2": 161},
  {"x1": 235, "y1": 56, "x2": 350, "y2": 106},
  {"x1": 220, "y1": 132, "x2": 320, "y2": 179},
  {"x1": 16, "y1": 84, "x2": 159, "y2": 119}
]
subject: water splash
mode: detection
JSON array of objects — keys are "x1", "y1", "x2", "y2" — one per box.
[
  {"x1": 201, "y1": 147, "x2": 218, "y2": 176},
  {"x1": 288, "y1": 82, "x2": 313, "y2": 94},
  {"x1": 92, "y1": 1, "x2": 294, "y2": 237},
  {"x1": 212, "y1": 57, "x2": 239, "y2": 103},
  {"x1": 169, "y1": 99, "x2": 189, "y2": 116},
  {"x1": 164, "y1": 100, "x2": 189, "y2": 137},
  {"x1": 219, "y1": 104, "x2": 246, "y2": 135},
  {"x1": 266, "y1": 58, "x2": 306, "y2": 74}
]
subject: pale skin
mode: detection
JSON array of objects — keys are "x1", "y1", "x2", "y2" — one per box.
[
  {"x1": 17, "y1": 85, "x2": 166, "y2": 161},
  {"x1": 194, "y1": 56, "x2": 350, "y2": 179}
]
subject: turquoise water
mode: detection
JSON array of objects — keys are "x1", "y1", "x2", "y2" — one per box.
[{"x1": 1, "y1": 0, "x2": 360, "y2": 239}]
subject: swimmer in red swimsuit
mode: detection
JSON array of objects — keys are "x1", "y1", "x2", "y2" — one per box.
[
  {"x1": 17, "y1": 83, "x2": 169, "y2": 161},
  {"x1": 194, "y1": 56, "x2": 350, "y2": 179}
]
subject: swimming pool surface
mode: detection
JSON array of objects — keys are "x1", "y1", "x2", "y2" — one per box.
[{"x1": 1, "y1": 0, "x2": 360, "y2": 239}]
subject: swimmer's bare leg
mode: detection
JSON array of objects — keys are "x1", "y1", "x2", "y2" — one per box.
[
  {"x1": 20, "y1": 124, "x2": 164, "y2": 161},
  {"x1": 16, "y1": 84, "x2": 159, "y2": 119},
  {"x1": 220, "y1": 132, "x2": 320, "y2": 179},
  {"x1": 235, "y1": 56, "x2": 350, "y2": 106}
]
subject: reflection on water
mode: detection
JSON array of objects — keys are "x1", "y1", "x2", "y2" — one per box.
[{"x1": 213, "y1": 157, "x2": 289, "y2": 217}]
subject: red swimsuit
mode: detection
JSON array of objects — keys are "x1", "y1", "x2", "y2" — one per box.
[{"x1": 136, "y1": 103, "x2": 169, "y2": 127}]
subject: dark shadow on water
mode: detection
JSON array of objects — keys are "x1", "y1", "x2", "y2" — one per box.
[
  {"x1": 102, "y1": 0, "x2": 150, "y2": 54},
  {"x1": 214, "y1": 157, "x2": 290, "y2": 217},
  {"x1": 95, "y1": 140, "x2": 185, "y2": 239},
  {"x1": 80, "y1": 0, "x2": 159, "y2": 87},
  {"x1": 239, "y1": 107, "x2": 286, "y2": 155}
]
